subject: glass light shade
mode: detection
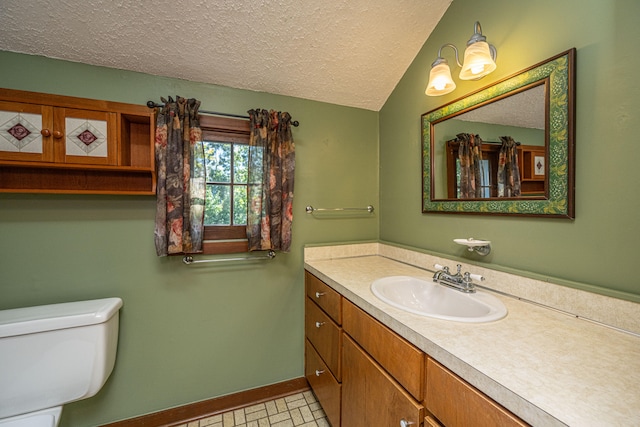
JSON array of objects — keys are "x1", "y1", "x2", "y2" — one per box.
[
  {"x1": 459, "y1": 41, "x2": 497, "y2": 80},
  {"x1": 426, "y1": 62, "x2": 456, "y2": 96}
]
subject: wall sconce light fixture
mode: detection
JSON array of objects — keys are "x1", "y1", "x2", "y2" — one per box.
[{"x1": 425, "y1": 21, "x2": 497, "y2": 96}]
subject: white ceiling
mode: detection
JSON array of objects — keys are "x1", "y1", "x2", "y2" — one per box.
[
  {"x1": 0, "y1": 0, "x2": 452, "y2": 111},
  {"x1": 456, "y1": 85, "x2": 546, "y2": 129}
]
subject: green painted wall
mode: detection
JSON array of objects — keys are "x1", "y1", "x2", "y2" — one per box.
[
  {"x1": 380, "y1": 0, "x2": 640, "y2": 301},
  {"x1": 0, "y1": 51, "x2": 378, "y2": 426}
]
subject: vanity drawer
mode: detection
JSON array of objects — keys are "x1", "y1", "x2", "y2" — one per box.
[
  {"x1": 305, "y1": 339, "x2": 341, "y2": 427},
  {"x1": 343, "y1": 298, "x2": 424, "y2": 400},
  {"x1": 305, "y1": 270, "x2": 342, "y2": 324},
  {"x1": 305, "y1": 297, "x2": 342, "y2": 379},
  {"x1": 426, "y1": 358, "x2": 529, "y2": 427}
]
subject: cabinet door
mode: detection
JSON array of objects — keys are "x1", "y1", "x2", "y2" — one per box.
[
  {"x1": 426, "y1": 358, "x2": 528, "y2": 427},
  {"x1": 56, "y1": 108, "x2": 117, "y2": 165},
  {"x1": 343, "y1": 299, "x2": 424, "y2": 400},
  {"x1": 0, "y1": 101, "x2": 54, "y2": 162},
  {"x1": 342, "y1": 335, "x2": 423, "y2": 427}
]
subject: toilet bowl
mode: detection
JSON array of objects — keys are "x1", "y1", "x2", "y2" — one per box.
[{"x1": 0, "y1": 298, "x2": 123, "y2": 427}]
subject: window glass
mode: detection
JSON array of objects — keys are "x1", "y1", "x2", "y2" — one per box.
[
  {"x1": 203, "y1": 140, "x2": 248, "y2": 226},
  {"x1": 199, "y1": 115, "x2": 251, "y2": 254},
  {"x1": 205, "y1": 141, "x2": 231, "y2": 183},
  {"x1": 205, "y1": 184, "x2": 230, "y2": 225}
]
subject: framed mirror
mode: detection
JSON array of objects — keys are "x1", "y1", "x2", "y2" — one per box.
[{"x1": 422, "y1": 49, "x2": 575, "y2": 218}]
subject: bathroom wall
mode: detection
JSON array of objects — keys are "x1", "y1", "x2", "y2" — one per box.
[
  {"x1": 0, "y1": 51, "x2": 379, "y2": 426},
  {"x1": 3, "y1": 0, "x2": 639, "y2": 424},
  {"x1": 379, "y1": 0, "x2": 640, "y2": 301}
]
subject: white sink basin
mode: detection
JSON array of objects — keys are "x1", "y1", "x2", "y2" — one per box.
[{"x1": 371, "y1": 276, "x2": 507, "y2": 323}]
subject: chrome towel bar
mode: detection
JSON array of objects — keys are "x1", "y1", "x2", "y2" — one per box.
[
  {"x1": 183, "y1": 250, "x2": 276, "y2": 265},
  {"x1": 305, "y1": 205, "x2": 374, "y2": 214}
]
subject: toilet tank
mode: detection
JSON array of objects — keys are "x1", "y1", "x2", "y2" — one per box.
[{"x1": 0, "y1": 298, "x2": 123, "y2": 420}]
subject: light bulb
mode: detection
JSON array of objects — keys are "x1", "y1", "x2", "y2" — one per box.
[
  {"x1": 433, "y1": 78, "x2": 447, "y2": 91},
  {"x1": 470, "y1": 64, "x2": 485, "y2": 75}
]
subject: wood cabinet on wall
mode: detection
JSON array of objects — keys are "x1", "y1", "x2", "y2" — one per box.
[
  {"x1": 304, "y1": 270, "x2": 529, "y2": 427},
  {"x1": 0, "y1": 88, "x2": 155, "y2": 195}
]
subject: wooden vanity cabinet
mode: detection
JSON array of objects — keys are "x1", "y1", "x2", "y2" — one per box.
[
  {"x1": 0, "y1": 88, "x2": 155, "y2": 194},
  {"x1": 305, "y1": 271, "x2": 342, "y2": 427},
  {"x1": 342, "y1": 335, "x2": 424, "y2": 427},
  {"x1": 425, "y1": 358, "x2": 528, "y2": 427},
  {"x1": 304, "y1": 270, "x2": 528, "y2": 427}
]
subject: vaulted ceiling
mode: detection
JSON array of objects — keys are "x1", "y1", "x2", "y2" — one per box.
[{"x1": 0, "y1": 0, "x2": 452, "y2": 111}]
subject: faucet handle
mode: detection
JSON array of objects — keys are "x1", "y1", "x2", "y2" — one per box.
[
  {"x1": 434, "y1": 263, "x2": 450, "y2": 273},
  {"x1": 463, "y1": 272, "x2": 485, "y2": 282}
]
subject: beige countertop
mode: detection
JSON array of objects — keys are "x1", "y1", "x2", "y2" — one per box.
[{"x1": 304, "y1": 244, "x2": 640, "y2": 427}]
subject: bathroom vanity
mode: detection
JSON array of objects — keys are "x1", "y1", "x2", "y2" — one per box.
[{"x1": 304, "y1": 243, "x2": 640, "y2": 427}]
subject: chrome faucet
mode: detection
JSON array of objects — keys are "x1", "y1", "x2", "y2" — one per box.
[{"x1": 432, "y1": 263, "x2": 484, "y2": 293}]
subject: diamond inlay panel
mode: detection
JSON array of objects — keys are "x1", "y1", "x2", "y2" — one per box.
[
  {"x1": 66, "y1": 117, "x2": 107, "y2": 157},
  {"x1": 8, "y1": 123, "x2": 31, "y2": 141},
  {"x1": 0, "y1": 111, "x2": 43, "y2": 153},
  {"x1": 77, "y1": 129, "x2": 99, "y2": 145}
]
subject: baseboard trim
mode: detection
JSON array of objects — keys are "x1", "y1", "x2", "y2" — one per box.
[{"x1": 101, "y1": 377, "x2": 310, "y2": 427}]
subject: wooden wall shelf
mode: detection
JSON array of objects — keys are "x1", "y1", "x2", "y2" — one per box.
[{"x1": 0, "y1": 88, "x2": 155, "y2": 195}]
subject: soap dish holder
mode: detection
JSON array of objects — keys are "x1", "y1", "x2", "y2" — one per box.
[{"x1": 454, "y1": 238, "x2": 491, "y2": 256}]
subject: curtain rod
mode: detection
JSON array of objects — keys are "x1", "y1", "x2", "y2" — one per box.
[
  {"x1": 146, "y1": 101, "x2": 299, "y2": 127},
  {"x1": 484, "y1": 140, "x2": 521, "y2": 146}
]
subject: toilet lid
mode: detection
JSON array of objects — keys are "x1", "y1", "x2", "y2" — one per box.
[
  {"x1": 0, "y1": 414, "x2": 55, "y2": 427},
  {"x1": 0, "y1": 297, "x2": 122, "y2": 338}
]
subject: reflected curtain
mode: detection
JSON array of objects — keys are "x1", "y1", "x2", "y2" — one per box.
[
  {"x1": 246, "y1": 109, "x2": 295, "y2": 253},
  {"x1": 457, "y1": 133, "x2": 484, "y2": 198},
  {"x1": 154, "y1": 96, "x2": 206, "y2": 256},
  {"x1": 497, "y1": 136, "x2": 521, "y2": 197}
]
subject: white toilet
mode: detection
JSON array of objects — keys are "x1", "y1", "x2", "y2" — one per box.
[{"x1": 0, "y1": 297, "x2": 123, "y2": 427}]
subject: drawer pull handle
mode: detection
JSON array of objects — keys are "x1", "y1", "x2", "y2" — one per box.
[
  {"x1": 315, "y1": 369, "x2": 325, "y2": 376},
  {"x1": 315, "y1": 321, "x2": 325, "y2": 328},
  {"x1": 315, "y1": 292, "x2": 325, "y2": 298},
  {"x1": 400, "y1": 419, "x2": 415, "y2": 427}
]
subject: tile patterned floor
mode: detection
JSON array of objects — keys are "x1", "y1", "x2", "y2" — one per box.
[{"x1": 175, "y1": 391, "x2": 330, "y2": 427}]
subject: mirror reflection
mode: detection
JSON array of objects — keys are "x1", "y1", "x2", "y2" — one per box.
[
  {"x1": 422, "y1": 48, "x2": 575, "y2": 218},
  {"x1": 432, "y1": 83, "x2": 546, "y2": 199}
]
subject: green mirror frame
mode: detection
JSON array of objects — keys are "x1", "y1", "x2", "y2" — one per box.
[{"x1": 422, "y1": 48, "x2": 575, "y2": 218}]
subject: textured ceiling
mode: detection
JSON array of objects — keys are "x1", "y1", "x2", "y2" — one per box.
[
  {"x1": 0, "y1": 0, "x2": 452, "y2": 111},
  {"x1": 457, "y1": 85, "x2": 546, "y2": 129}
]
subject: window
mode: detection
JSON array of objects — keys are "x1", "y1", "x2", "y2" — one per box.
[{"x1": 199, "y1": 115, "x2": 251, "y2": 254}]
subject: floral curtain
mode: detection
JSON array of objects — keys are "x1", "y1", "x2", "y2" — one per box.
[
  {"x1": 457, "y1": 133, "x2": 484, "y2": 198},
  {"x1": 246, "y1": 109, "x2": 295, "y2": 253},
  {"x1": 154, "y1": 96, "x2": 206, "y2": 256},
  {"x1": 497, "y1": 136, "x2": 521, "y2": 197}
]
